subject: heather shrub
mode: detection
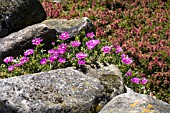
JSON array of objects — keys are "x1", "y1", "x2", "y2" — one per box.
[{"x1": 41, "y1": 0, "x2": 170, "y2": 103}]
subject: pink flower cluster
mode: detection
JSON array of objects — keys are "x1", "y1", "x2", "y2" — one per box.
[
  {"x1": 45, "y1": 48, "x2": 66, "y2": 64},
  {"x1": 115, "y1": 46, "x2": 123, "y2": 53},
  {"x1": 3, "y1": 56, "x2": 14, "y2": 64},
  {"x1": 86, "y1": 39, "x2": 100, "y2": 50},
  {"x1": 131, "y1": 77, "x2": 148, "y2": 84},
  {"x1": 59, "y1": 32, "x2": 70, "y2": 40},
  {"x1": 58, "y1": 57, "x2": 66, "y2": 63},
  {"x1": 40, "y1": 58, "x2": 47, "y2": 65},
  {"x1": 70, "y1": 41, "x2": 81, "y2": 47},
  {"x1": 76, "y1": 52, "x2": 88, "y2": 59},
  {"x1": 125, "y1": 70, "x2": 132, "y2": 77},
  {"x1": 76, "y1": 52, "x2": 88, "y2": 65},
  {"x1": 24, "y1": 49, "x2": 34, "y2": 56},
  {"x1": 32, "y1": 37, "x2": 43, "y2": 45},
  {"x1": 5, "y1": 56, "x2": 29, "y2": 71},
  {"x1": 3, "y1": 32, "x2": 140, "y2": 87},
  {"x1": 86, "y1": 32, "x2": 95, "y2": 38},
  {"x1": 121, "y1": 54, "x2": 133, "y2": 65},
  {"x1": 3, "y1": 37, "x2": 43, "y2": 71},
  {"x1": 57, "y1": 43, "x2": 67, "y2": 54},
  {"x1": 40, "y1": 43, "x2": 68, "y2": 65},
  {"x1": 78, "y1": 60, "x2": 86, "y2": 65},
  {"x1": 101, "y1": 46, "x2": 112, "y2": 53},
  {"x1": 125, "y1": 70, "x2": 148, "y2": 84},
  {"x1": 14, "y1": 57, "x2": 29, "y2": 67}
]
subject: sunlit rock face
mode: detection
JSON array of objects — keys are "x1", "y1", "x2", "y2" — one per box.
[
  {"x1": 99, "y1": 87, "x2": 170, "y2": 113},
  {"x1": 0, "y1": 63, "x2": 125, "y2": 113}
]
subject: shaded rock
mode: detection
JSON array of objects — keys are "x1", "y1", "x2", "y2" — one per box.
[
  {"x1": 0, "y1": 0, "x2": 46, "y2": 38},
  {"x1": 0, "y1": 17, "x2": 94, "y2": 64},
  {"x1": 79, "y1": 63, "x2": 124, "y2": 98},
  {"x1": 99, "y1": 88, "x2": 170, "y2": 113},
  {"x1": 0, "y1": 67, "x2": 104, "y2": 113},
  {"x1": 78, "y1": 63, "x2": 125, "y2": 112}
]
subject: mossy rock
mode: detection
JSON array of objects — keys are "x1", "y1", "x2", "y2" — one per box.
[
  {"x1": 99, "y1": 74, "x2": 121, "y2": 93},
  {"x1": 78, "y1": 63, "x2": 125, "y2": 99}
]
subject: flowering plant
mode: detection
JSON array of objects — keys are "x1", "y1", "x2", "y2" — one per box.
[
  {"x1": 0, "y1": 31, "x2": 147, "y2": 93},
  {"x1": 40, "y1": 0, "x2": 170, "y2": 103}
]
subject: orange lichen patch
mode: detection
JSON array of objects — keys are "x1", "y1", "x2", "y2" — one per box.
[
  {"x1": 71, "y1": 86, "x2": 77, "y2": 91},
  {"x1": 130, "y1": 101, "x2": 139, "y2": 108},
  {"x1": 140, "y1": 108, "x2": 154, "y2": 113},
  {"x1": 147, "y1": 104, "x2": 153, "y2": 109}
]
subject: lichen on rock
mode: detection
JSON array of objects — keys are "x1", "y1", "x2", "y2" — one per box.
[{"x1": 99, "y1": 74, "x2": 121, "y2": 93}]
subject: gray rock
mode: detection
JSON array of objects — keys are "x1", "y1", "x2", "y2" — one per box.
[
  {"x1": 99, "y1": 90, "x2": 170, "y2": 113},
  {"x1": 0, "y1": 0, "x2": 46, "y2": 38},
  {"x1": 0, "y1": 67, "x2": 104, "y2": 113},
  {"x1": 0, "y1": 17, "x2": 94, "y2": 63},
  {"x1": 78, "y1": 63, "x2": 125, "y2": 112},
  {"x1": 79, "y1": 63, "x2": 125, "y2": 98},
  {"x1": 41, "y1": 17, "x2": 94, "y2": 37}
]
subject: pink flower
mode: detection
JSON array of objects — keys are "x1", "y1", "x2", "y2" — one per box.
[
  {"x1": 59, "y1": 32, "x2": 70, "y2": 40},
  {"x1": 76, "y1": 52, "x2": 88, "y2": 59},
  {"x1": 14, "y1": 62, "x2": 23, "y2": 67},
  {"x1": 24, "y1": 49, "x2": 34, "y2": 56},
  {"x1": 86, "y1": 32, "x2": 95, "y2": 38},
  {"x1": 115, "y1": 46, "x2": 123, "y2": 53},
  {"x1": 86, "y1": 39, "x2": 100, "y2": 50},
  {"x1": 78, "y1": 60, "x2": 86, "y2": 65},
  {"x1": 51, "y1": 41, "x2": 55, "y2": 45},
  {"x1": 57, "y1": 49, "x2": 66, "y2": 55},
  {"x1": 20, "y1": 56, "x2": 29, "y2": 64},
  {"x1": 48, "y1": 49, "x2": 58, "y2": 55},
  {"x1": 121, "y1": 54, "x2": 133, "y2": 65},
  {"x1": 8, "y1": 65, "x2": 15, "y2": 71},
  {"x1": 70, "y1": 41, "x2": 81, "y2": 47},
  {"x1": 57, "y1": 43, "x2": 67, "y2": 54},
  {"x1": 131, "y1": 77, "x2": 140, "y2": 84},
  {"x1": 101, "y1": 46, "x2": 111, "y2": 53},
  {"x1": 125, "y1": 70, "x2": 132, "y2": 77},
  {"x1": 48, "y1": 49, "x2": 55, "y2": 54},
  {"x1": 3, "y1": 56, "x2": 14, "y2": 63},
  {"x1": 32, "y1": 37, "x2": 43, "y2": 45},
  {"x1": 121, "y1": 54, "x2": 126, "y2": 59},
  {"x1": 40, "y1": 58, "x2": 47, "y2": 65},
  {"x1": 141, "y1": 77, "x2": 148, "y2": 84},
  {"x1": 48, "y1": 55, "x2": 58, "y2": 63},
  {"x1": 58, "y1": 43, "x2": 67, "y2": 50},
  {"x1": 58, "y1": 57, "x2": 66, "y2": 63},
  {"x1": 14, "y1": 57, "x2": 29, "y2": 67}
]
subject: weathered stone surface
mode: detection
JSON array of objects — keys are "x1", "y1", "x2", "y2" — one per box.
[
  {"x1": 0, "y1": 67, "x2": 104, "y2": 113},
  {"x1": 99, "y1": 87, "x2": 170, "y2": 113},
  {"x1": 41, "y1": 17, "x2": 94, "y2": 37},
  {"x1": 0, "y1": 17, "x2": 94, "y2": 63},
  {"x1": 78, "y1": 63, "x2": 125, "y2": 112},
  {"x1": 79, "y1": 63, "x2": 124, "y2": 98},
  {"x1": 0, "y1": 0, "x2": 46, "y2": 38}
]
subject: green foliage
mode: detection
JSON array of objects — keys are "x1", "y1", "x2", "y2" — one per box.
[
  {"x1": 41, "y1": 0, "x2": 169, "y2": 103},
  {"x1": 1, "y1": 0, "x2": 170, "y2": 103}
]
